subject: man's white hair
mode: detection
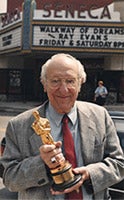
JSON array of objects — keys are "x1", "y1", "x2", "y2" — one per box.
[{"x1": 40, "y1": 53, "x2": 86, "y2": 84}]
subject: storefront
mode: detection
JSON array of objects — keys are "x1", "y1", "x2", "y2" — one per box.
[{"x1": 0, "y1": 0, "x2": 124, "y2": 103}]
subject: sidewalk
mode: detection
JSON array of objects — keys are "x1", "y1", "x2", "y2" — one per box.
[
  {"x1": 0, "y1": 101, "x2": 41, "y2": 114},
  {"x1": 0, "y1": 101, "x2": 124, "y2": 113}
]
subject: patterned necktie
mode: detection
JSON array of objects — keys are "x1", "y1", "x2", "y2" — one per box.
[{"x1": 62, "y1": 115, "x2": 83, "y2": 200}]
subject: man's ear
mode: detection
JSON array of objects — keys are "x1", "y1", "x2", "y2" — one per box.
[
  {"x1": 81, "y1": 77, "x2": 84, "y2": 84},
  {"x1": 44, "y1": 87, "x2": 47, "y2": 92},
  {"x1": 42, "y1": 81, "x2": 47, "y2": 92},
  {"x1": 78, "y1": 78, "x2": 83, "y2": 92}
]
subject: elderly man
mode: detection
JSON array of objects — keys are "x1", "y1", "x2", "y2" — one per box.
[{"x1": 1, "y1": 53, "x2": 124, "y2": 200}]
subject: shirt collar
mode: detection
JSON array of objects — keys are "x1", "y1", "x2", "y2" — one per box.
[{"x1": 47, "y1": 102, "x2": 77, "y2": 126}]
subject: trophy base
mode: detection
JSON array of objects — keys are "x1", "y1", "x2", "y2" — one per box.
[{"x1": 52, "y1": 174, "x2": 82, "y2": 192}]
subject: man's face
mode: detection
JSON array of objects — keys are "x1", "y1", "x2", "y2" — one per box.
[{"x1": 43, "y1": 56, "x2": 81, "y2": 114}]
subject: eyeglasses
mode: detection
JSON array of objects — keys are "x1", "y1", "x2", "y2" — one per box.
[{"x1": 46, "y1": 78, "x2": 79, "y2": 88}]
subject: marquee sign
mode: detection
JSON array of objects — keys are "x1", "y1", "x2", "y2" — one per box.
[
  {"x1": 32, "y1": 22, "x2": 124, "y2": 53},
  {"x1": 0, "y1": 9, "x2": 22, "y2": 29},
  {"x1": 0, "y1": 8, "x2": 22, "y2": 53},
  {"x1": 0, "y1": 0, "x2": 122, "y2": 54},
  {"x1": 34, "y1": 3, "x2": 120, "y2": 22},
  {"x1": 32, "y1": 1, "x2": 122, "y2": 53},
  {"x1": 0, "y1": 27, "x2": 22, "y2": 51}
]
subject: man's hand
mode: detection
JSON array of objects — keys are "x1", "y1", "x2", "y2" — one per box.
[
  {"x1": 39, "y1": 141, "x2": 65, "y2": 169},
  {"x1": 50, "y1": 166, "x2": 90, "y2": 195}
]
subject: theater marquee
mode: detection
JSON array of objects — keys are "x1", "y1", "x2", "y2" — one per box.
[{"x1": 1, "y1": 1, "x2": 123, "y2": 54}]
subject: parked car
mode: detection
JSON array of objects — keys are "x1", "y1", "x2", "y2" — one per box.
[
  {"x1": 0, "y1": 137, "x2": 6, "y2": 177},
  {"x1": 0, "y1": 110, "x2": 124, "y2": 199},
  {"x1": 108, "y1": 111, "x2": 124, "y2": 200},
  {"x1": 109, "y1": 111, "x2": 124, "y2": 151}
]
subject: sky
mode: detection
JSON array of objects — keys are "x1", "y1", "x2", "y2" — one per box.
[{"x1": 0, "y1": 0, "x2": 7, "y2": 14}]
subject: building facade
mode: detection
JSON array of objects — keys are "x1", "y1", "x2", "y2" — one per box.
[{"x1": 0, "y1": 0, "x2": 124, "y2": 103}]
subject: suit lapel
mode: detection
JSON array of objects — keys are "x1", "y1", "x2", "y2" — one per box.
[{"x1": 77, "y1": 103, "x2": 96, "y2": 165}]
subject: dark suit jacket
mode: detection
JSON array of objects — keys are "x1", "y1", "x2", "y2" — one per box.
[{"x1": 2, "y1": 101, "x2": 124, "y2": 200}]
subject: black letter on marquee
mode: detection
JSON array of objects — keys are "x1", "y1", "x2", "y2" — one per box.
[{"x1": 101, "y1": 6, "x2": 111, "y2": 19}]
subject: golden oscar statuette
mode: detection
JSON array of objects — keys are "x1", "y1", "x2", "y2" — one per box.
[{"x1": 31, "y1": 110, "x2": 82, "y2": 191}]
